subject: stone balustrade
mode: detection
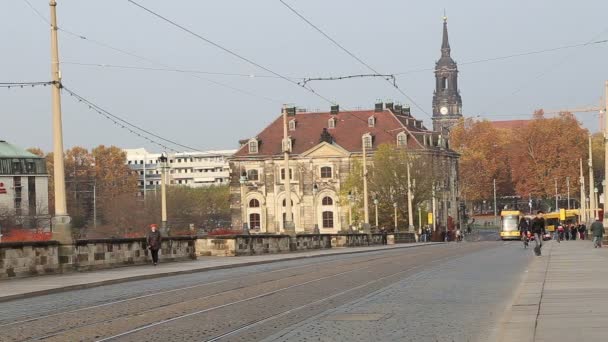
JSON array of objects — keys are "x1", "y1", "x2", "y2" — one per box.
[{"x1": 0, "y1": 232, "x2": 412, "y2": 279}]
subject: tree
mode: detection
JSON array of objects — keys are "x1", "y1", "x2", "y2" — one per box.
[
  {"x1": 510, "y1": 112, "x2": 587, "y2": 205},
  {"x1": 450, "y1": 119, "x2": 513, "y2": 202}
]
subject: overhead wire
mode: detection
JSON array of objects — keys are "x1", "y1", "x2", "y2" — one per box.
[
  {"x1": 126, "y1": 0, "x2": 337, "y2": 105},
  {"x1": 0, "y1": 81, "x2": 53, "y2": 88},
  {"x1": 278, "y1": 0, "x2": 430, "y2": 118},
  {"x1": 19, "y1": 0, "x2": 284, "y2": 104},
  {"x1": 62, "y1": 85, "x2": 202, "y2": 152}
]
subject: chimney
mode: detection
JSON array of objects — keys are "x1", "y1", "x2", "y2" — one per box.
[
  {"x1": 286, "y1": 107, "x2": 296, "y2": 116},
  {"x1": 330, "y1": 105, "x2": 339, "y2": 114},
  {"x1": 402, "y1": 106, "x2": 411, "y2": 116},
  {"x1": 374, "y1": 101, "x2": 383, "y2": 112},
  {"x1": 394, "y1": 104, "x2": 403, "y2": 112},
  {"x1": 385, "y1": 102, "x2": 394, "y2": 110}
]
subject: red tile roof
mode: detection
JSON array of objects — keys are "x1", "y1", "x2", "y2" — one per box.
[
  {"x1": 490, "y1": 120, "x2": 530, "y2": 130},
  {"x1": 233, "y1": 109, "x2": 442, "y2": 158}
]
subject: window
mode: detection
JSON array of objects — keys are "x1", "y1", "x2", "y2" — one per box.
[
  {"x1": 248, "y1": 139, "x2": 258, "y2": 154},
  {"x1": 249, "y1": 199, "x2": 260, "y2": 208},
  {"x1": 442, "y1": 77, "x2": 447, "y2": 90},
  {"x1": 322, "y1": 196, "x2": 333, "y2": 206},
  {"x1": 289, "y1": 119, "x2": 296, "y2": 131},
  {"x1": 320, "y1": 166, "x2": 332, "y2": 179},
  {"x1": 282, "y1": 199, "x2": 294, "y2": 207},
  {"x1": 322, "y1": 211, "x2": 334, "y2": 228},
  {"x1": 247, "y1": 169, "x2": 259, "y2": 181},
  {"x1": 249, "y1": 213, "x2": 261, "y2": 229},
  {"x1": 280, "y1": 168, "x2": 293, "y2": 180},
  {"x1": 368, "y1": 116, "x2": 375, "y2": 127},
  {"x1": 328, "y1": 118, "x2": 336, "y2": 129},
  {"x1": 397, "y1": 132, "x2": 407, "y2": 147},
  {"x1": 362, "y1": 134, "x2": 372, "y2": 149}
]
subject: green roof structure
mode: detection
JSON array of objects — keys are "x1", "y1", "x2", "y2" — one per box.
[{"x1": 0, "y1": 140, "x2": 40, "y2": 159}]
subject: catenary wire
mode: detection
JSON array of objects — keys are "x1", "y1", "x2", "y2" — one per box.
[
  {"x1": 0, "y1": 81, "x2": 53, "y2": 88},
  {"x1": 127, "y1": 0, "x2": 337, "y2": 105},
  {"x1": 62, "y1": 85, "x2": 202, "y2": 152},
  {"x1": 278, "y1": 0, "x2": 430, "y2": 118}
]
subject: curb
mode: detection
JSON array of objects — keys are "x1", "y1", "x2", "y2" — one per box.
[{"x1": 0, "y1": 242, "x2": 443, "y2": 303}]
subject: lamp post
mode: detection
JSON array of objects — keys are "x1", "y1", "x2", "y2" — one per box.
[
  {"x1": 373, "y1": 197, "x2": 379, "y2": 229},
  {"x1": 348, "y1": 191, "x2": 354, "y2": 230},
  {"x1": 312, "y1": 183, "x2": 319, "y2": 233},
  {"x1": 554, "y1": 178, "x2": 559, "y2": 211},
  {"x1": 566, "y1": 176, "x2": 571, "y2": 210},
  {"x1": 239, "y1": 170, "x2": 248, "y2": 232},
  {"x1": 393, "y1": 202, "x2": 398, "y2": 232},
  {"x1": 432, "y1": 185, "x2": 437, "y2": 232},
  {"x1": 159, "y1": 153, "x2": 169, "y2": 234},
  {"x1": 361, "y1": 136, "x2": 370, "y2": 233},
  {"x1": 407, "y1": 163, "x2": 414, "y2": 232},
  {"x1": 594, "y1": 187, "x2": 599, "y2": 220}
]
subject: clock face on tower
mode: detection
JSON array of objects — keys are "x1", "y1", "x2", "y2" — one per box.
[{"x1": 440, "y1": 106, "x2": 448, "y2": 115}]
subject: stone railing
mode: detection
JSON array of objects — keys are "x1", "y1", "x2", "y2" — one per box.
[{"x1": 1, "y1": 232, "x2": 408, "y2": 279}]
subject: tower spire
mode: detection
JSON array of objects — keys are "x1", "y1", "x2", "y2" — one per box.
[{"x1": 441, "y1": 13, "x2": 450, "y2": 57}]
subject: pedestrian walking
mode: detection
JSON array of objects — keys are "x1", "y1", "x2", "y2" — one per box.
[
  {"x1": 380, "y1": 226, "x2": 388, "y2": 245},
  {"x1": 590, "y1": 218, "x2": 605, "y2": 248},
  {"x1": 578, "y1": 224, "x2": 586, "y2": 240},
  {"x1": 147, "y1": 224, "x2": 162, "y2": 265},
  {"x1": 530, "y1": 211, "x2": 546, "y2": 256}
]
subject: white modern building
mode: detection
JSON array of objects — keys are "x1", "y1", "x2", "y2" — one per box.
[{"x1": 124, "y1": 148, "x2": 235, "y2": 194}]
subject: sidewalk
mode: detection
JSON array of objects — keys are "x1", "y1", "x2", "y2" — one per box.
[
  {"x1": 0, "y1": 242, "x2": 440, "y2": 303},
  {"x1": 499, "y1": 239, "x2": 608, "y2": 341}
]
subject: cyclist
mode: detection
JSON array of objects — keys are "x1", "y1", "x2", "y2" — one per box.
[{"x1": 519, "y1": 217, "x2": 530, "y2": 248}]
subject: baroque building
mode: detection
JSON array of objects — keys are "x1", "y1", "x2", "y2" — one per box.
[
  {"x1": 229, "y1": 104, "x2": 459, "y2": 234},
  {"x1": 432, "y1": 16, "x2": 463, "y2": 134}
]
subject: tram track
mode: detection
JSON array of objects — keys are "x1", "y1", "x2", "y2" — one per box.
[{"x1": 3, "y1": 246, "x2": 449, "y2": 342}]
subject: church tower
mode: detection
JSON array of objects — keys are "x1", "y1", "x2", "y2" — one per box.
[{"x1": 432, "y1": 16, "x2": 463, "y2": 133}]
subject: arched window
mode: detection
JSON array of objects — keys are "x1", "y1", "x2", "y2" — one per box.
[
  {"x1": 322, "y1": 197, "x2": 333, "y2": 206},
  {"x1": 289, "y1": 119, "x2": 296, "y2": 131},
  {"x1": 442, "y1": 77, "x2": 447, "y2": 90},
  {"x1": 328, "y1": 118, "x2": 336, "y2": 129},
  {"x1": 320, "y1": 166, "x2": 332, "y2": 179},
  {"x1": 368, "y1": 116, "x2": 375, "y2": 127},
  {"x1": 247, "y1": 169, "x2": 259, "y2": 181},
  {"x1": 282, "y1": 199, "x2": 294, "y2": 207},
  {"x1": 249, "y1": 199, "x2": 260, "y2": 208},
  {"x1": 249, "y1": 213, "x2": 261, "y2": 229},
  {"x1": 397, "y1": 132, "x2": 407, "y2": 147},
  {"x1": 322, "y1": 211, "x2": 334, "y2": 228}
]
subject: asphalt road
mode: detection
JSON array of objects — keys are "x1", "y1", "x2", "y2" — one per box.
[{"x1": 0, "y1": 240, "x2": 532, "y2": 342}]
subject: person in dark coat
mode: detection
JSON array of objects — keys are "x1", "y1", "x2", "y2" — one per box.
[
  {"x1": 530, "y1": 211, "x2": 546, "y2": 256},
  {"x1": 578, "y1": 224, "x2": 586, "y2": 240},
  {"x1": 591, "y1": 218, "x2": 605, "y2": 248},
  {"x1": 147, "y1": 224, "x2": 162, "y2": 265},
  {"x1": 380, "y1": 227, "x2": 388, "y2": 245}
]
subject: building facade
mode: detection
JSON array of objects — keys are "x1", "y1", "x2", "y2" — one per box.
[
  {"x1": 432, "y1": 17, "x2": 463, "y2": 134},
  {"x1": 124, "y1": 149, "x2": 235, "y2": 195},
  {"x1": 0, "y1": 140, "x2": 49, "y2": 228},
  {"x1": 229, "y1": 104, "x2": 459, "y2": 234}
]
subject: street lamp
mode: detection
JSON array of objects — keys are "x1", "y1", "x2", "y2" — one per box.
[
  {"x1": 373, "y1": 197, "x2": 379, "y2": 229},
  {"x1": 594, "y1": 187, "x2": 599, "y2": 220},
  {"x1": 393, "y1": 202, "x2": 398, "y2": 232},
  {"x1": 312, "y1": 183, "x2": 319, "y2": 233},
  {"x1": 348, "y1": 191, "x2": 354, "y2": 230},
  {"x1": 239, "y1": 171, "x2": 249, "y2": 233},
  {"x1": 159, "y1": 153, "x2": 169, "y2": 234}
]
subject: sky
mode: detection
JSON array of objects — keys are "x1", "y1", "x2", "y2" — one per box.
[{"x1": 1, "y1": 0, "x2": 608, "y2": 153}]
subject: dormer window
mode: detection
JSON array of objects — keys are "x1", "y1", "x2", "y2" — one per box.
[
  {"x1": 248, "y1": 138, "x2": 258, "y2": 154},
  {"x1": 397, "y1": 132, "x2": 407, "y2": 147},
  {"x1": 362, "y1": 133, "x2": 373, "y2": 149},
  {"x1": 368, "y1": 116, "x2": 376, "y2": 127},
  {"x1": 328, "y1": 117, "x2": 336, "y2": 129},
  {"x1": 289, "y1": 119, "x2": 296, "y2": 131}
]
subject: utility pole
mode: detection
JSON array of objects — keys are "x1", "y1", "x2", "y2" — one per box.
[
  {"x1": 361, "y1": 136, "x2": 370, "y2": 233},
  {"x1": 432, "y1": 184, "x2": 437, "y2": 232},
  {"x1": 49, "y1": 0, "x2": 71, "y2": 242},
  {"x1": 580, "y1": 158, "x2": 586, "y2": 222},
  {"x1": 418, "y1": 206, "x2": 422, "y2": 231},
  {"x1": 604, "y1": 80, "x2": 608, "y2": 227},
  {"x1": 283, "y1": 106, "x2": 295, "y2": 234},
  {"x1": 493, "y1": 178, "x2": 497, "y2": 223},
  {"x1": 566, "y1": 176, "x2": 570, "y2": 210},
  {"x1": 160, "y1": 153, "x2": 168, "y2": 233},
  {"x1": 554, "y1": 178, "x2": 559, "y2": 211},
  {"x1": 407, "y1": 162, "x2": 414, "y2": 232},
  {"x1": 589, "y1": 134, "x2": 596, "y2": 221}
]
